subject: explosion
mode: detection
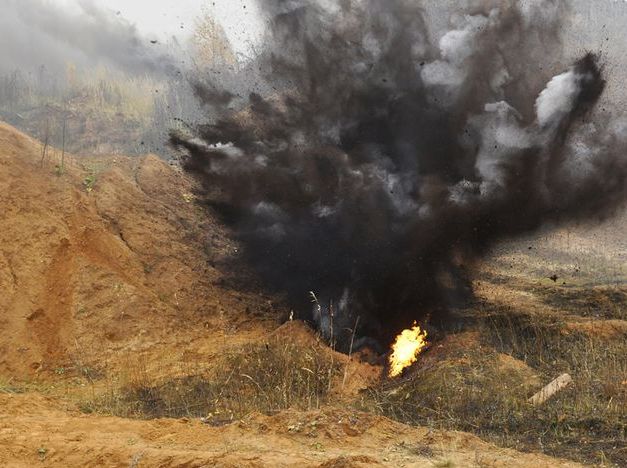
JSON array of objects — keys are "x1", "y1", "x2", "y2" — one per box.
[
  {"x1": 388, "y1": 323, "x2": 428, "y2": 378},
  {"x1": 173, "y1": 0, "x2": 627, "y2": 351}
]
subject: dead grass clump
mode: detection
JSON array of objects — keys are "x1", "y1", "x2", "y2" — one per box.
[
  {"x1": 362, "y1": 308, "x2": 626, "y2": 466},
  {"x1": 361, "y1": 345, "x2": 534, "y2": 435},
  {"x1": 0, "y1": 377, "x2": 24, "y2": 395},
  {"x1": 533, "y1": 286, "x2": 627, "y2": 320},
  {"x1": 86, "y1": 341, "x2": 340, "y2": 421}
]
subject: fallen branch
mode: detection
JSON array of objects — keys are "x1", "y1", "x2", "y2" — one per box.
[{"x1": 529, "y1": 373, "x2": 573, "y2": 406}]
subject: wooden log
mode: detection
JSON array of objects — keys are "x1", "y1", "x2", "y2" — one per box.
[{"x1": 528, "y1": 373, "x2": 573, "y2": 406}]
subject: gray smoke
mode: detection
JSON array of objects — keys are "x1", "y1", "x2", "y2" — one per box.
[
  {"x1": 172, "y1": 0, "x2": 627, "y2": 349},
  {"x1": 0, "y1": 0, "x2": 179, "y2": 76}
]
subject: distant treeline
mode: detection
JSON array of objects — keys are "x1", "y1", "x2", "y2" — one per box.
[{"x1": 0, "y1": 64, "x2": 200, "y2": 157}]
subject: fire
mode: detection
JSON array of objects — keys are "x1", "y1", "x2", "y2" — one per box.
[{"x1": 388, "y1": 322, "x2": 428, "y2": 378}]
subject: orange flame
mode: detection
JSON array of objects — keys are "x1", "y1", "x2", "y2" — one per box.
[{"x1": 388, "y1": 323, "x2": 428, "y2": 378}]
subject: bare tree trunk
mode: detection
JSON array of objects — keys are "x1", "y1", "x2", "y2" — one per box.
[
  {"x1": 40, "y1": 119, "x2": 50, "y2": 166},
  {"x1": 61, "y1": 115, "x2": 66, "y2": 172}
]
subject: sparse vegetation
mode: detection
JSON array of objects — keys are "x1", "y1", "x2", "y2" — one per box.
[
  {"x1": 361, "y1": 300, "x2": 627, "y2": 466},
  {"x1": 83, "y1": 172, "x2": 96, "y2": 192},
  {"x1": 0, "y1": 65, "x2": 198, "y2": 157},
  {"x1": 0, "y1": 377, "x2": 23, "y2": 395},
  {"x1": 37, "y1": 447, "x2": 48, "y2": 461},
  {"x1": 71, "y1": 284, "x2": 625, "y2": 465},
  {"x1": 432, "y1": 460, "x2": 455, "y2": 468},
  {"x1": 84, "y1": 340, "x2": 340, "y2": 421},
  {"x1": 531, "y1": 286, "x2": 627, "y2": 320}
]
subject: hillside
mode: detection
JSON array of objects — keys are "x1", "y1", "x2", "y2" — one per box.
[
  {"x1": 0, "y1": 122, "x2": 624, "y2": 467},
  {"x1": 0, "y1": 121, "x2": 273, "y2": 381}
]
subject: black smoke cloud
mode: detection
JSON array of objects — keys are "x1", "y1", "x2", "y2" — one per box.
[
  {"x1": 172, "y1": 0, "x2": 627, "y2": 348},
  {"x1": 0, "y1": 0, "x2": 178, "y2": 76}
]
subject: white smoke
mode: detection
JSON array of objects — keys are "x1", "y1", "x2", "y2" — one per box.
[{"x1": 536, "y1": 70, "x2": 580, "y2": 127}]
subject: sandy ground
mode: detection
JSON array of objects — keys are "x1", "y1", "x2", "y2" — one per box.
[{"x1": 0, "y1": 392, "x2": 583, "y2": 468}]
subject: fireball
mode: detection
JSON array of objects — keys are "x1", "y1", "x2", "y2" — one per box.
[{"x1": 388, "y1": 323, "x2": 428, "y2": 378}]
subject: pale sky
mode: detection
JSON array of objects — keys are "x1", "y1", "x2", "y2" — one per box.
[
  {"x1": 57, "y1": 0, "x2": 264, "y2": 50},
  {"x1": 95, "y1": 0, "x2": 207, "y2": 39}
]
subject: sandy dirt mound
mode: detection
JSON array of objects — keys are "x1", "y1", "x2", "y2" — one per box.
[
  {"x1": 0, "y1": 121, "x2": 276, "y2": 379},
  {"x1": 0, "y1": 393, "x2": 581, "y2": 468}
]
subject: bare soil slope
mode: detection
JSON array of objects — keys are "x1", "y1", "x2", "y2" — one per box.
[{"x1": 0, "y1": 121, "x2": 275, "y2": 380}]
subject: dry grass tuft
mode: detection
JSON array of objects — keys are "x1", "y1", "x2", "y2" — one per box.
[
  {"x1": 0, "y1": 377, "x2": 23, "y2": 395},
  {"x1": 84, "y1": 340, "x2": 340, "y2": 421}
]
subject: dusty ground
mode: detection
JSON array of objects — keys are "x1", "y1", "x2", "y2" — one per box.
[
  {"x1": 0, "y1": 122, "x2": 622, "y2": 466},
  {"x1": 0, "y1": 392, "x2": 583, "y2": 468}
]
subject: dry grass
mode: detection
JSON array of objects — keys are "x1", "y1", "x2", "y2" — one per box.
[
  {"x1": 83, "y1": 340, "x2": 340, "y2": 422},
  {"x1": 479, "y1": 309, "x2": 626, "y2": 462},
  {"x1": 0, "y1": 377, "x2": 23, "y2": 395},
  {"x1": 361, "y1": 302, "x2": 627, "y2": 466},
  {"x1": 532, "y1": 286, "x2": 627, "y2": 320}
]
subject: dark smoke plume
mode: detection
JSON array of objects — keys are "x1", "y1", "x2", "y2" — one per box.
[{"x1": 172, "y1": 0, "x2": 627, "y2": 348}]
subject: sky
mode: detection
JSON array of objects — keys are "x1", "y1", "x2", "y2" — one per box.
[
  {"x1": 92, "y1": 0, "x2": 206, "y2": 39},
  {"x1": 58, "y1": 0, "x2": 264, "y2": 48}
]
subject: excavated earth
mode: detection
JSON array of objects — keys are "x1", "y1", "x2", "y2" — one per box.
[{"x1": 1, "y1": 122, "x2": 621, "y2": 466}]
